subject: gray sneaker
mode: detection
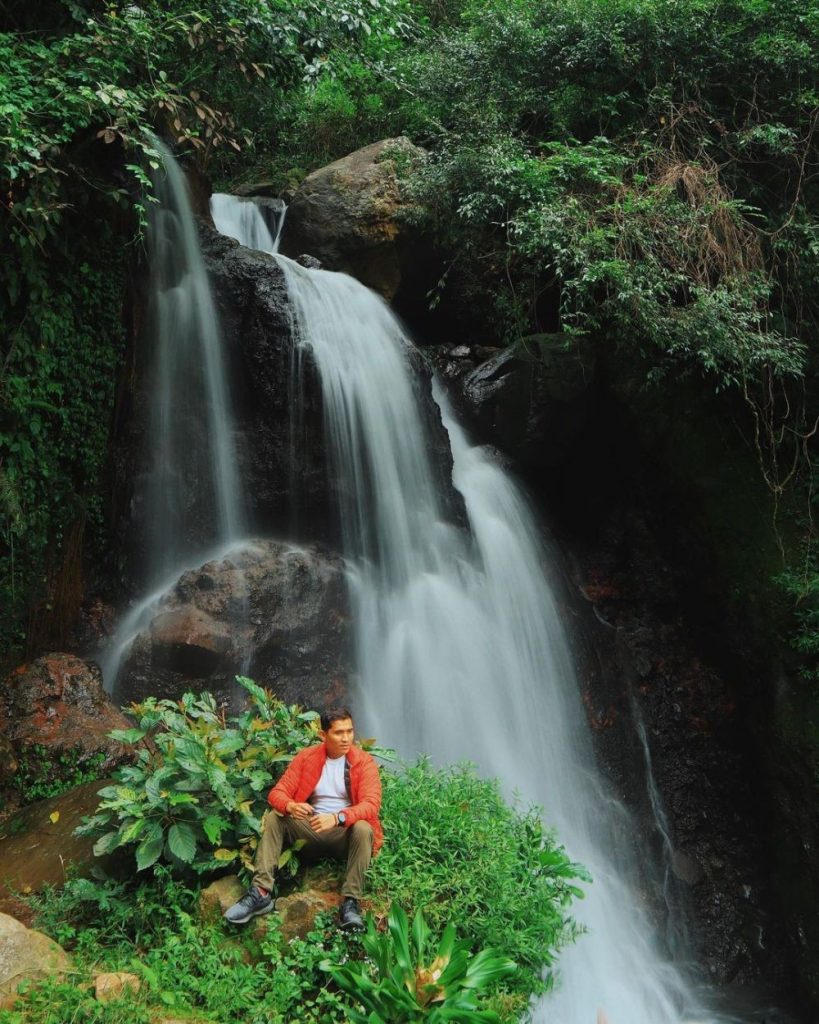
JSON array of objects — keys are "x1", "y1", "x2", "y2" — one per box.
[
  {"x1": 224, "y1": 886, "x2": 274, "y2": 924},
  {"x1": 339, "y1": 896, "x2": 364, "y2": 931}
]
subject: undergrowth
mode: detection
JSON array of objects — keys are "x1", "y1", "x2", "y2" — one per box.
[{"x1": 0, "y1": 748, "x2": 586, "y2": 1023}]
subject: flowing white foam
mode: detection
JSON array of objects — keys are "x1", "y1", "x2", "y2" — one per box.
[
  {"x1": 102, "y1": 144, "x2": 246, "y2": 691},
  {"x1": 275, "y1": 253, "x2": 721, "y2": 1024},
  {"x1": 210, "y1": 193, "x2": 285, "y2": 254}
]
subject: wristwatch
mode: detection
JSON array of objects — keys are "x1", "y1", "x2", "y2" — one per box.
[{"x1": 337, "y1": 811, "x2": 347, "y2": 826}]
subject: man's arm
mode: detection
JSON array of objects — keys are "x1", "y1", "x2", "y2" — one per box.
[
  {"x1": 267, "y1": 749, "x2": 310, "y2": 814},
  {"x1": 340, "y1": 753, "x2": 382, "y2": 826}
]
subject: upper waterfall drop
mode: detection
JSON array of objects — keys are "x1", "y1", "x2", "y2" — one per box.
[
  {"x1": 273, "y1": 251, "x2": 717, "y2": 1024},
  {"x1": 143, "y1": 146, "x2": 246, "y2": 582},
  {"x1": 210, "y1": 193, "x2": 285, "y2": 254}
]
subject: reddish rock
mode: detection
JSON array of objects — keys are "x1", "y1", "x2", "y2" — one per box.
[{"x1": 0, "y1": 654, "x2": 132, "y2": 770}]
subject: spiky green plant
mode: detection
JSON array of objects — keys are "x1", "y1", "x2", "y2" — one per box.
[{"x1": 322, "y1": 904, "x2": 517, "y2": 1023}]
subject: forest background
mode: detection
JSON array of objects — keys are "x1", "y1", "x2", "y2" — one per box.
[
  {"x1": 2, "y1": 0, "x2": 818, "y2": 665},
  {"x1": 2, "y1": 0, "x2": 819, "y2": 1014}
]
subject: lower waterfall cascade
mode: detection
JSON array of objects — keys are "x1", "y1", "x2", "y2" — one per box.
[{"x1": 275, "y1": 252, "x2": 721, "y2": 1024}]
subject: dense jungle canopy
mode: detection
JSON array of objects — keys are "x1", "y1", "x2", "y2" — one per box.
[{"x1": 0, "y1": 0, "x2": 818, "y2": 665}]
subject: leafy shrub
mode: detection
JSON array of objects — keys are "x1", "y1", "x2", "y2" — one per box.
[
  {"x1": 77, "y1": 677, "x2": 320, "y2": 873},
  {"x1": 370, "y1": 759, "x2": 587, "y2": 1004},
  {"x1": 322, "y1": 904, "x2": 517, "y2": 1023}
]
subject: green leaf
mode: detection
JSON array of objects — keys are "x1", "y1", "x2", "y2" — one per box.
[
  {"x1": 202, "y1": 814, "x2": 231, "y2": 844},
  {"x1": 109, "y1": 727, "x2": 146, "y2": 744},
  {"x1": 411, "y1": 906, "x2": 429, "y2": 963},
  {"x1": 167, "y1": 821, "x2": 197, "y2": 863},
  {"x1": 92, "y1": 830, "x2": 120, "y2": 857},
  {"x1": 135, "y1": 830, "x2": 164, "y2": 872},
  {"x1": 117, "y1": 817, "x2": 146, "y2": 845}
]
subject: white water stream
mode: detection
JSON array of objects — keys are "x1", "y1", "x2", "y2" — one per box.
[
  {"x1": 275, "y1": 255, "x2": 712, "y2": 1024},
  {"x1": 210, "y1": 193, "x2": 285, "y2": 254},
  {"x1": 102, "y1": 147, "x2": 246, "y2": 691}
]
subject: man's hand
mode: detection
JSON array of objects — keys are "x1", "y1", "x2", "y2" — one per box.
[
  {"x1": 286, "y1": 801, "x2": 314, "y2": 819},
  {"x1": 309, "y1": 812, "x2": 339, "y2": 834}
]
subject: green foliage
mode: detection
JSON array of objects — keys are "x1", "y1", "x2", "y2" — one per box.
[
  {"x1": 380, "y1": 0, "x2": 818, "y2": 386},
  {"x1": 6, "y1": 869, "x2": 354, "y2": 1024},
  {"x1": 77, "y1": 677, "x2": 320, "y2": 874},
  {"x1": 13, "y1": 744, "x2": 106, "y2": 804},
  {"x1": 322, "y1": 904, "x2": 517, "y2": 1023},
  {"x1": 8, "y1": 752, "x2": 585, "y2": 1024},
  {"x1": 0, "y1": 225, "x2": 126, "y2": 651},
  {"x1": 370, "y1": 759, "x2": 587, "y2": 1003}
]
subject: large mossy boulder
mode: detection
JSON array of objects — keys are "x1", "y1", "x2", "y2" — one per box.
[
  {"x1": 279, "y1": 137, "x2": 426, "y2": 302},
  {"x1": 116, "y1": 540, "x2": 352, "y2": 708}
]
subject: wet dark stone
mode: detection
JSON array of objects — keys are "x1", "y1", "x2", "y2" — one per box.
[
  {"x1": 565, "y1": 507, "x2": 787, "y2": 991},
  {"x1": 437, "y1": 333, "x2": 596, "y2": 469},
  {"x1": 116, "y1": 539, "x2": 353, "y2": 710}
]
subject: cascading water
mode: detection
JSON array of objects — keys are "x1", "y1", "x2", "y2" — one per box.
[
  {"x1": 274, "y1": 254, "x2": 725, "y2": 1024},
  {"x1": 102, "y1": 144, "x2": 247, "y2": 691},
  {"x1": 210, "y1": 193, "x2": 285, "y2": 254}
]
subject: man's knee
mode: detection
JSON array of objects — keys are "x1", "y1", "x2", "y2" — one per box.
[
  {"x1": 262, "y1": 810, "x2": 287, "y2": 836},
  {"x1": 349, "y1": 820, "x2": 373, "y2": 846}
]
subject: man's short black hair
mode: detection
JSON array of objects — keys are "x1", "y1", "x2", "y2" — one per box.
[{"x1": 320, "y1": 706, "x2": 354, "y2": 731}]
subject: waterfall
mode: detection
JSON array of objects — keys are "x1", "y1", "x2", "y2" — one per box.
[
  {"x1": 143, "y1": 146, "x2": 245, "y2": 577},
  {"x1": 210, "y1": 193, "x2": 285, "y2": 254},
  {"x1": 274, "y1": 253, "x2": 724, "y2": 1024},
  {"x1": 101, "y1": 144, "x2": 246, "y2": 691}
]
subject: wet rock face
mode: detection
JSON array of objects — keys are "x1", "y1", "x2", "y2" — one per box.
[
  {"x1": 0, "y1": 654, "x2": 132, "y2": 771},
  {"x1": 279, "y1": 137, "x2": 427, "y2": 302},
  {"x1": 116, "y1": 540, "x2": 352, "y2": 709},
  {"x1": 565, "y1": 507, "x2": 787, "y2": 990},
  {"x1": 197, "y1": 226, "x2": 332, "y2": 543},
  {"x1": 435, "y1": 334, "x2": 596, "y2": 469}
]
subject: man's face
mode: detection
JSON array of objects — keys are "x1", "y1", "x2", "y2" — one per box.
[{"x1": 321, "y1": 717, "x2": 355, "y2": 758}]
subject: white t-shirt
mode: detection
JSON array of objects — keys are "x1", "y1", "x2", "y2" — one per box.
[{"x1": 310, "y1": 755, "x2": 349, "y2": 815}]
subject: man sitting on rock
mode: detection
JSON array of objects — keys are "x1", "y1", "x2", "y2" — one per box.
[{"x1": 224, "y1": 705, "x2": 382, "y2": 931}]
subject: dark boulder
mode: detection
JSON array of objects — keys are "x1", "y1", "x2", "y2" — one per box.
[
  {"x1": 455, "y1": 334, "x2": 595, "y2": 468},
  {"x1": 115, "y1": 540, "x2": 352, "y2": 709},
  {"x1": 196, "y1": 226, "x2": 332, "y2": 543}
]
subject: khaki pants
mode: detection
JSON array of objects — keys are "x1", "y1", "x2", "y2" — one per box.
[{"x1": 253, "y1": 811, "x2": 374, "y2": 899}]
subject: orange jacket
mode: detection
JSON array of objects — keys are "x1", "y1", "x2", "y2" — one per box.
[{"x1": 267, "y1": 742, "x2": 383, "y2": 854}]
